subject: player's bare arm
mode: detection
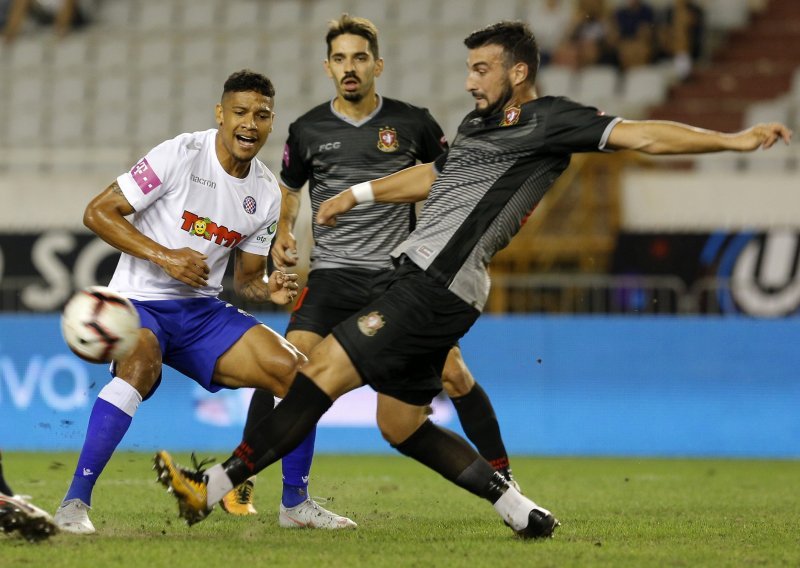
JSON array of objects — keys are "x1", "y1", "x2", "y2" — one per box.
[
  {"x1": 84, "y1": 182, "x2": 209, "y2": 288},
  {"x1": 607, "y1": 120, "x2": 792, "y2": 154},
  {"x1": 271, "y1": 184, "x2": 301, "y2": 269},
  {"x1": 234, "y1": 248, "x2": 298, "y2": 304},
  {"x1": 317, "y1": 162, "x2": 438, "y2": 227}
]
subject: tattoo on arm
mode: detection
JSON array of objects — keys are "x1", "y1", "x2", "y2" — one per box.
[{"x1": 110, "y1": 181, "x2": 124, "y2": 197}]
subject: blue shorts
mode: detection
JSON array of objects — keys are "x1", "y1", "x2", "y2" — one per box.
[{"x1": 121, "y1": 297, "x2": 260, "y2": 396}]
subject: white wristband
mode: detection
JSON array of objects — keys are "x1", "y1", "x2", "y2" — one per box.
[{"x1": 351, "y1": 181, "x2": 375, "y2": 204}]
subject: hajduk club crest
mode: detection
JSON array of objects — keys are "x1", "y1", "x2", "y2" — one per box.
[{"x1": 377, "y1": 127, "x2": 399, "y2": 152}]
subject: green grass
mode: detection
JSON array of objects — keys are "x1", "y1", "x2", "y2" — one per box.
[{"x1": 2, "y1": 452, "x2": 799, "y2": 567}]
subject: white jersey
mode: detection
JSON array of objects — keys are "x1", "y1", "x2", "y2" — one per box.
[{"x1": 108, "y1": 129, "x2": 281, "y2": 300}]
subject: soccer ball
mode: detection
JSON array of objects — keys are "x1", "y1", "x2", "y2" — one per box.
[{"x1": 61, "y1": 286, "x2": 141, "y2": 363}]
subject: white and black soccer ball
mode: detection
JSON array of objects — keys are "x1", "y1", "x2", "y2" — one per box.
[{"x1": 61, "y1": 286, "x2": 141, "y2": 364}]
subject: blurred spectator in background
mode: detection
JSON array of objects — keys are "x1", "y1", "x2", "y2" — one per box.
[
  {"x1": 552, "y1": 0, "x2": 612, "y2": 69},
  {"x1": 526, "y1": 0, "x2": 574, "y2": 66},
  {"x1": 608, "y1": 0, "x2": 656, "y2": 70},
  {"x1": 2, "y1": 0, "x2": 90, "y2": 44},
  {"x1": 657, "y1": 0, "x2": 705, "y2": 80}
]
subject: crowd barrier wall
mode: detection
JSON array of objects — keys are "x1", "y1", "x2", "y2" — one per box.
[{"x1": 1, "y1": 314, "x2": 797, "y2": 458}]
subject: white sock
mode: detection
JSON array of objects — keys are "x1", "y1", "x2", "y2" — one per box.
[
  {"x1": 204, "y1": 464, "x2": 234, "y2": 507},
  {"x1": 492, "y1": 487, "x2": 550, "y2": 532}
]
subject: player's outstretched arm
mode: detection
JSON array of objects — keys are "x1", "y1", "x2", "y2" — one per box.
[
  {"x1": 317, "y1": 162, "x2": 437, "y2": 227},
  {"x1": 234, "y1": 249, "x2": 298, "y2": 304},
  {"x1": 607, "y1": 120, "x2": 792, "y2": 155},
  {"x1": 84, "y1": 182, "x2": 209, "y2": 288}
]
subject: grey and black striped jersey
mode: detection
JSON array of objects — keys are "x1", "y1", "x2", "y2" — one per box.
[
  {"x1": 280, "y1": 96, "x2": 447, "y2": 271},
  {"x1": 392, "y1": 96, "x2": 621, "y2": 311}
]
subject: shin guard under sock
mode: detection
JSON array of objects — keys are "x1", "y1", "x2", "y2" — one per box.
[
  {"x1": 64, "y1": 377, "x2": 142, "y2": 506},
  {"x1": 242, "y1": 388, "x2": 277, "y2": 440},
  {"x1": 450, "y1": 383, "x2": 511, "y2": 472},
  {"x1": 281, "y1": 425, "x2": 316, "y2": 507},
  {"x1": 222, "y1": 373, "x2": 331, "y2": 488},
  {"x1": 393, "y1": 419, "x2": 502, "y2": 499}
]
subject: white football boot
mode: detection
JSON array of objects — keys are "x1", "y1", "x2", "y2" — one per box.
[
  {"x1": 278, "y1": 498, "x2": 357, "y2": 530},
  {"x1": 54, "y1": 498, "x2": 96, "y2": 534}
]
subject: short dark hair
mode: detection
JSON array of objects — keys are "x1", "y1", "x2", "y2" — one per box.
[
  {"x1": 464, "y1": 21, "x2": 540, "y2": 85},
  {"x1": 222, "y1": 69, "x2": 275, "y2": 99},
  {"x1": 326, "y1": 13, "x2": 380, "y2": 59}
]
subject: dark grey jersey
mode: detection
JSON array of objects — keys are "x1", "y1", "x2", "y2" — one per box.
[
  {"x1": 392, "y1": 96, "x2": 621, "y2": 310},
  {"x1": 281, "y1": 96, "x2": 447, "y2": 270}
]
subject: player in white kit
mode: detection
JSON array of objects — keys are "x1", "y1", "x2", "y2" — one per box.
[{"x1": 54, "y1": 70, "x2": 313, "y2": 534}]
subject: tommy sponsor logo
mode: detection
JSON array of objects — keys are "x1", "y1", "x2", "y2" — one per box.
[
  {"x1": 500, "y1": 105, "x2": 521, "y2": 127},
  {"x1": 357, "y1": 311, "x2": 385, "y2": 336},
  {"x1": 191, "y1": 174, "x2": 216, "y2": 189},
  {"x1": 377, "y1": 127, "x2": 399, "y2": 152},
  {"x1": 130, "y1": 158, "x2": 162, "y2": 194},
  {"x1": 180, "y1": 210, "x2": 246, "y2": 248},
  {"x1": 318, "y1": 141, "x2": 342, "y2": 152}
]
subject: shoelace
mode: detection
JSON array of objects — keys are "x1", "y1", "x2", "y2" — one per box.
[
  {"x1": 186, "y1": 452, "x2": 216, "y2": 482},
  {"x1": 236, "y1": 482, "x2": 253, "y2": 505}
]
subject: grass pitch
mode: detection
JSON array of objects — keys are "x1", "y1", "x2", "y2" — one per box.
[{"x1": 2, "y1": 452, "x2": 798, "y2": 567}]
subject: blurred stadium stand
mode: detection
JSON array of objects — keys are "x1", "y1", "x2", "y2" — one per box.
[{"x1": 0, "y1": 0, "x2": 798, "y2": 315}]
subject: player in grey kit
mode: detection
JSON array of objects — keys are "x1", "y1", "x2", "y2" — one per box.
[
  {"x1": 222, "y1": 14, "x2": 521, "y2": 526},
  {"x1": 154, "y1": 21, "x2": 792, "y2": 538}
]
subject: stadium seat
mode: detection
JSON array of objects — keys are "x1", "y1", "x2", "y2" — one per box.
[
  {"x1": 174, "y1": 104, "x2": 214, "y2": 137},
  {"x1": 474, "y1": 0, "x2": 520, "y2": 22},
  {"x1": 393, "y1": 0, "x2": 434, "y2": 28},
  {"x1": 574, "y1": 65, "x2": 619, "y2": 109},
  {"x1": 537, "y1": 65, "x2": 576, "y2": 99},
  {"x1": 306, "y1": 0, "x2": 346, "y2": 28},
  {"x1": 222, "y1": 36, "x2": 263, "y2": 75},
  {"x1": 94, "y1": 72, "x2": 132, "y2": 104},
  {"x1": 693, "y1": 153, "x2": 745, "y2": 173},
  {"x1": 742, "y1": 98, "x2": 792, "y2": 129},
  {"x1": 134, "y1": 37, "x2": 176, "y2": 72},
  {"x1": 347, "y1": 0, "x2": 392, "y2": 26},
  {"x1": 97, "y1": 0, "x2": 133, "y2": 28},
  {"x1": 177, "y1": 0, "x2": 218, "y2": 30},
  {"x1": 742, "y1": 142, "x2": 795, "y2": 172},
  {"x1": 10, "y1": 72, "x2": 46, "y2": 108},
  {"x1": 178, "y1": 36, "x2": 220, "y2": 70},
  {"x1": 134, "y1": 0, "x2": 176, "y2": 32},
  {"x1": 620, "y1": 66, "x2": 669, "y2": 118},
  {"x1": 51, "y1": 73, "x2": 89, "y2": 107},
  {"x1": 137, "y1": 73, "x2": 175, "y2": 105},
  {"x1": 8, "y1": 37, "x2": 46, "y2": 70},
  {"x1": 223, "y1": 0, "x2": 262, "y2": 31},
  {"x1": 50, "y1": 105, "x2": 86, "y2": 145},
  {"x1": 265, "y1": 0, "x2": 304, "y2": 32},
  {"x1": 133, "y1": 104, "x2": 175, "y2": 146},
  {"x1": 436, "y1": 0, "x2": 483, "y2": 29},
  {"x1": 51, "y1": 36, "x2": 88, "y2": 72},
  {"x1": 91, "y1": 104, "x2": 131, "y2": 147},
  {"x1": 92, "y1": 35, "x2": 130, "y2": 71},
  {"x1": 704, "y1": 0, "x2": 751, "y2": 31}
]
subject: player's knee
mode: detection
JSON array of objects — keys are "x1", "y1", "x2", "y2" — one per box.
[
  {"x1": 116, "y1": 332, "x2": 162, "y2": 397},
  {"x1": 441, "y1": 367, "x2": 475, "y2": 398},
  {"x1": 269, "y1": 343, "x2": 307, "y2": 397}
]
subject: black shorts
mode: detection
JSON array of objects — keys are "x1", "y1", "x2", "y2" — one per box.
[
  {"x1": 332, "y1": 262, "x2": 480, "y2": 406},
  {"x1": 287, "y1": 267, "x2": 391, "y2": 337}
]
